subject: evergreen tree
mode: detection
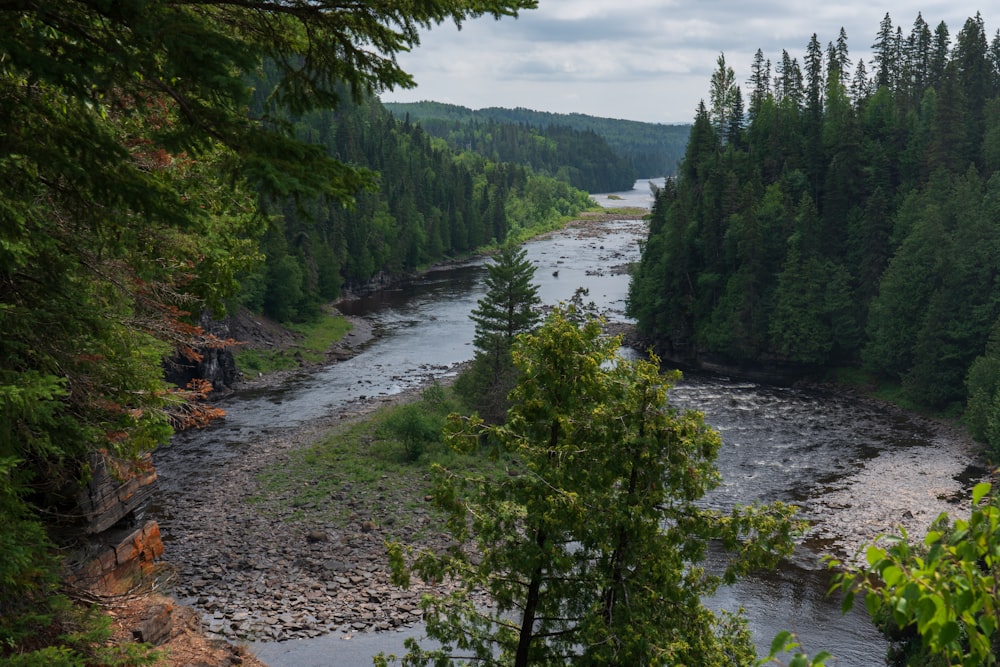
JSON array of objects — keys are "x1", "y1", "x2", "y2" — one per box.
[
  {"x1": 0, "y1": 0, "x2": 537, "y2": 659},
  {"x1": 833, "y1": 26, "x2": 852, "y2": 77},
  {"x1": 748, "y1": 48, "x2": 773, "y2": 121},
  {"x1": 628, "y1": 10, "x2": 1000, "y2": 419},
  {"x1": 850, "y1": 58, "x2": 872, "y2": 104},
  {"x1": 930, "y1": 20, "x2": 952, "y2": 88},
  {"x1": 903, "y1": 13, "x2": 933, "y2": 101},
  {"x1": 461, "y1": 244, "x2": 541, "y2": 422},
  {"x1": 873, "y1": 13, "x2": 900, "y2": 90}
]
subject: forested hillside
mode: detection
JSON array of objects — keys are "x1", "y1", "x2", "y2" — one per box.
[
  {"x1": 0, "y1": 1, "x2": 543, "y2": 661},
  {"x1": 240, "y1": 82, "x2": 593, "y2": 322},
  {"x1": 384, "y1": 100, "x2": 690, "y2": 179},
  {"x1": 628, "y1": 12, "x2": 1000, "y2": 455},
  {"x1": 390, "y1": 114, "x2": 636, "y2": 192}
]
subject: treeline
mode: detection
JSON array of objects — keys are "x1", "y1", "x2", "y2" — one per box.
[
  {"x1": 241, "y1": 82, "x2": 594, "y2": 322},
  {"x1": 628, "y1": 12, "x2": 1000, "y2": 451},
  {"x1": 384, "y1": 101, "x2": 691, "y2": 179},
  {"x1": 396, "y1": 115, "x2": 636, "y2": 193}
]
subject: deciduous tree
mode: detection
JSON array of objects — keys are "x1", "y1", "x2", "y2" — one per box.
[
  {"x1": 831, "y1": 483, "x2": 1000, "y2": 667},
  {"x1": 384, "y1": 306, "x2": 799, "y2": 666}
]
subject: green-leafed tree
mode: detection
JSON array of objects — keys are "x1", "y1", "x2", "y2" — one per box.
[
  {"x1": 831, "y1": 483, "x2": 1000, "y2": 667},
  {"x1": 383, "y1": 306, "x2": 800, "y2": 667},
  {"x1": 965, "y1": 317, "x2": 1000, "y2": 458},
  {"x1": 458, "y1": 244, "x2": 541, "y2": 422}
]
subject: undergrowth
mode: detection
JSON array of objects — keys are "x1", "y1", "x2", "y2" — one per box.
[
  {"x1": 234, "y1": 311, "x2": 352, "y2": 375},
  {"x1": 251, "y1": 381, "x2": 504, "y2": 539}
]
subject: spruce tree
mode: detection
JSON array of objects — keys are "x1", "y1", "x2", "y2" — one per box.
[{"x1": 462, "y1": 243, "x2": 541, "y2": 422}]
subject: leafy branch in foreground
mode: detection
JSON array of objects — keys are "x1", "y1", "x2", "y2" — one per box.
[
  {"x1": 819, "y1": 481, "x2": 1000, "y2": 667},
  {"x1": 381, "y1": 304, "x2": 801, "y2": 666}
]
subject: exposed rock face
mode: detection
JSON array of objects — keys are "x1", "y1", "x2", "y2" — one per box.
[
  {"x1": 163, "y1": 313, "x2": 239, "y2": 393},
  {"x1": 66, "y1": 520, "x2": 164, "y2": 596},
  {"x1": 77, "y1": 452, "x2": 158, "y2": 535},
  {"x1": 131, "y1": 602, "x2": 174, "y2": 645},
  {"x1": 64, "y1": 451, "x2": 164, "y2": 597}
]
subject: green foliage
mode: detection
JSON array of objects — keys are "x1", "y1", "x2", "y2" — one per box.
[
  {"x1": 767, "y1": 483, "x2": 1000, "y2": 667},
  {"x1": 965, "y1": 320, "x2": 1000, "y2": 460},
  {"x1": 388, "y1": 114, "x2": 637, "y2": 191},
  {"x1": 0, "y1": 0, "x2": 538, "y2": 657},
  {"x1": 0, "y1": 456, "x2": 61, "y2": 651},
  {"x1": 464, "y1": 244, "x2": 541, "y2": 422},
  {"x1": 0, "y1": 591, "x2": 159, "y2": 666},
  {"x1": 384, "y1": 101, "x2": 691, "y2": 179},
  {"x1": 253, "y1": 383, "x2": 469, "y2": 531},
  {"x1": 381, "y1": 306, "x2": 801, "y2": 666},
  {"x1": 831, "y1": 483, "x2": 1000, "y2": 667},
  {"x1": 757, "y1": 631, "x2": 833, "y2": 666},
  {"x1": 232, "y1": 310, "x2": 353, "y2": 375},
  {"x1": 629, "y1": 12, "x2": 1000, "y2": 415},
  {"x1": 386, "y1": 403, "x2": 445, "y2": 462},
  {"x1": 242, "y1": 91, "x2": 593, "y2": 318}
]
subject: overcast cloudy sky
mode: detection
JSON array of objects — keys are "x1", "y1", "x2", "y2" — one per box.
[{"x1": 379, "y1": 2, "x2": 993, "y2": 124}]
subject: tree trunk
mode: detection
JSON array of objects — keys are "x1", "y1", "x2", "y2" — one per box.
[{"x1": 515, "y1": 529, "x2": 546, "y2": 667}]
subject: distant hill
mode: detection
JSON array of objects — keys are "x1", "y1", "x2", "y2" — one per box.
[{"x1": 383, "y1": 101, "x2": 691, "y2": 179}]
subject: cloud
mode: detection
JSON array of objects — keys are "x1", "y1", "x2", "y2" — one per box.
[{"x1": 383, "y1": 2, "x2": 994, "y2": 123}]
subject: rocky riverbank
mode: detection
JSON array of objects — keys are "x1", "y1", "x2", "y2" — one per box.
[
  {"x1": 158, "y1": 391, "x2": 460, "y2": 644},
  {"x1": 150, "y1": 211, "x2": 646, "y2": 649},
  {"x1": 154, "y1": 307, "x2": 475, "y2": 645}
]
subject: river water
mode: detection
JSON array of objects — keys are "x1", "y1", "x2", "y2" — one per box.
[{"x1": 155, "y1": 179, "x2": 984, "y2": 666}]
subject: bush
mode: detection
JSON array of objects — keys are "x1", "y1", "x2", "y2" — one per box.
[{"x1": 385, "y1": 404, "x2": 438, "y2": 461}]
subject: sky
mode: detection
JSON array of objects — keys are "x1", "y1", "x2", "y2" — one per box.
[{"x1": 379, "y1": 2, "x2": 994, "y2": 124}]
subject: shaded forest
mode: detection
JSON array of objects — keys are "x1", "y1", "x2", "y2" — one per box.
[
  {"x1": 628, "y1": 12, "x2": 1000, "y2": 455},
  {"x1": 389, "y1": 115, "x2": 636, "y2": 192},
  {"x1": 384, "y1": 100, "x2": 691, "y2": 179},
  {"x1": 241, "y1": 79, "x2": 594, "y2": 322}
]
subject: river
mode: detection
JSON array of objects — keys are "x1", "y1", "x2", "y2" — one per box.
[{"x1": 153, "y1": 179, "x2": 985, "y2": 666}]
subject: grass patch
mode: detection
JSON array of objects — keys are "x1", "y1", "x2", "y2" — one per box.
[
  {"x1": 252, "y1": 382, "x2": 502, "y2": 539},
  {"x1": 825, "y1": 366, "x2": 964, "y2": 418},
  {"x1": 288, "y1": 314, "x2": 353, "y2": 360},
  {"x1": 233, "y1": 310, "x2": 352, "y2": 375},
  {"x1": 605, "y1": 206, "x2": 650, "y2": 216}
]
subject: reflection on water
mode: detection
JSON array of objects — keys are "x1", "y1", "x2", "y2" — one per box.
[{"x1": 592, "y1": 177, "x2": 665, "y2": 209}]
